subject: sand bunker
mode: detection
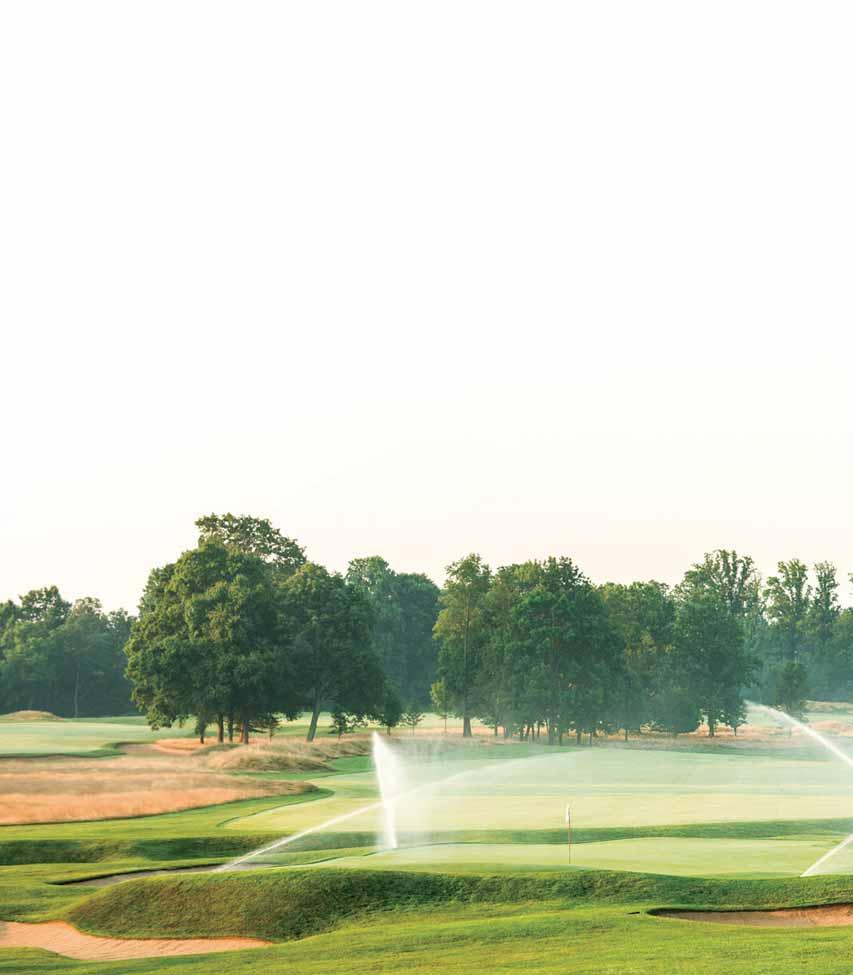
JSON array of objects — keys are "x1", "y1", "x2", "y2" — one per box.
[
  {"x1": 656, "y1": 904, "x2": 853, "y2": 927},
  {"x1": 0, "y1": 920, "x2": 271, "y2": 960}
]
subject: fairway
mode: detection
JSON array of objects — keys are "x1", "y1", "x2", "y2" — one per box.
[
  {"x1": 0, "y1": 716, "x2": 194, "y2": 757},
  {"x1": 2, "y1": 719, "x2": 853, "y2": 975}
]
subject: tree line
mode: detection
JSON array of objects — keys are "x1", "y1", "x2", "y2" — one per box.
[
  {"x1": 0, "y1": 589, "x2": 132, "y2": 717},
  {"x1": 125, "y1": 515, "x2": 438, "y2": 742},
  {"x1": 435, "y1": 550, "x2": 853, "y2": 742},
  {"x1": 2, "y1": 520, "x2": 852, "y2": 743}
]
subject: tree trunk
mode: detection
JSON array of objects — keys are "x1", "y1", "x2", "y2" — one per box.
[
  {"x1": 241, "y1": 717, "x2": 250, "y2": 744},
  {"x1": 227, "y1": 713, "x2": 234, "y2": 742},
  {"x1": 73, "y1": 665, "x2": 80, "y2": 719},
  {"x1": 576, "y1": 729, "x2": 582, "y2": 745},
  {"x1": 217, "y1": 714, "x2": 224, "y2": 743},
  {"x1": 462, "y1": 714, "x2": 472, "y2": 737},
  {"x1": 199, "y1": 725, "x2": 205, "y2": 744},
  {"x1": 306, "y1": 693, "x2": 321, "y2": 742},
  {"x1": 493, "y1": 724, "x2": 498, "y2": 737},
  {"x1": 624, "y1": 726, "x2": 628, "y2": 742}
]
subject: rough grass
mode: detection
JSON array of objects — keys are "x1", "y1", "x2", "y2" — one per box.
[
  {"x1": 66, "y1": 868, "x2": 853, "y2": 942},
  {"x1": 0, "y1": 711, "x2": 61, "y2": 721},
  {"x1": 0, "y1": 750, "x2": 316, "y2": 825},
  {"x1": 204, "y1": 736, "x2": 371, "y2": 772}
]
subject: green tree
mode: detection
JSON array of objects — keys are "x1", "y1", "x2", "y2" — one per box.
[
  {"x1": 765, "y1": 559, "x2": 811, "y2": 662},
  {"x1": 434, "y1": 554, "x2": 491, "y2": 737},
  {"x1": 402, "y1": 703, "x2": 424, "y2": 735},
  {"x1": 513, "y1": 558, "x2": 620, "y2": 745},
  {"x1": 775, "y1": 660, "x2": 809, "y2": 724},
  {"x1": 0, "y1": 589, "x2": 132, "y2": 717},
  {"x1": 329, "y1": 709, "x2": 365, "y2": 738},
  {"x1": 283, "y1": 563, "x2": 380, "y2": 742},
  {"x1": 125, "y1": 541, "x2": 288, "y2": 742},
  {"x1": 675, "y1": 551, "x2": 760, "y2": 735},
  {"x1": 430, "y1": 678, "x2": 450, "y2": 733},
  {"x1": 195, "y1": 513, "x2": 305, "y2": 578},
  {"x1": 346, "y1": 557, "x2": 440, "y2": 708},
  {"x1": 674, "y1": 587, "x2": 754, "y2": 736},
  {"x1": 600, "y1": 580, "x2": 675, "y2": 739},
  {"x1": 377, "y1": 681, "x2": 403, "y2": 734}
]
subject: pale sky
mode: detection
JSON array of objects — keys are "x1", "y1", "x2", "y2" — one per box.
[{"x1": 2, "y1": 2, "x2": 852, "y2": 612}]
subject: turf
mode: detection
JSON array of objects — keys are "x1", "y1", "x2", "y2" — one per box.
[
  {"x1": 0, "y1": 717, "x2": 194, "y2": 758},
  {"x1": 2, "y1": 715, "x2": 853, "y2": 974}
]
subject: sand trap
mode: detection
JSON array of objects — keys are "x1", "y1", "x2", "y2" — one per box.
[
  {"x1": 0, "y1": 920, "x2": 271, "y2": 960},
  {"x1": 656, "y1": 904, "x2": 853, "y2": 927}
]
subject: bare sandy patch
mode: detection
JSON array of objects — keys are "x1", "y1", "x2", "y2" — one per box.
[
  {"x1": 0, "y1": 920, "x2": 270, "y2": 960},
  {"x1": 656, "y1": 904, "x2": 853, "y2": 927}
]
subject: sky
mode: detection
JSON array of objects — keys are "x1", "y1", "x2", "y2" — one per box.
[{"x1": 1, "y1": 1, "x2": 852, "y2": 612}]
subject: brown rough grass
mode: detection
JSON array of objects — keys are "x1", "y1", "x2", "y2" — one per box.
[
  {"x1": 0, "y1": 710, "x2": 61, "y2": 721},
  {"x1": 205, "y1": 735, "x2": 371, "y2": 772},
  {"x1": 0, "y1": 748, "x2": 313, "y2": 825}
]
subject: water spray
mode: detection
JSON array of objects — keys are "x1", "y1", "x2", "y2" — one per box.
[{"x1": 747, "y1": 701, "x2": 853, "y2": 877}]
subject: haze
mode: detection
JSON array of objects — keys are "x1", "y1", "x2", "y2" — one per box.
[{"x1": 2, "y1": 1, "x2": 852, "y2": 611}]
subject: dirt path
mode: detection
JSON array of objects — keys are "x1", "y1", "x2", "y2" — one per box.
[
  {"x1": 657, "y1": 904, "x2": 853, "y2": 927},
  {"x1": 0, "y1": 920, "x2": 271, "y2": 960}
]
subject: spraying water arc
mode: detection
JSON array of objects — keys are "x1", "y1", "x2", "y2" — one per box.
[
  {"x1": 372, "y1": 732, "x2": 406, "y2": 849},
  {"x1": 748, "y1": 702, "x2": 853, "y2": 876},
  {"x1": 216, "y1": 739, "x2": 565, "y2": 873}
]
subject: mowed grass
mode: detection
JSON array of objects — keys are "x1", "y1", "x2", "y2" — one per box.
[
  {"x1": 0, "y1": 712, "x2": 364, "y2": 758},
  {"x1": 235, "y1": 745, "x2": 853, "y2": 827},
  {"x1": 2, "y1": 715, "x2": 853, "y2": 974},
  {"x1": 4, "y1": 869, "x2": 853, "y2": 975},
  {"x1": 0, "y1": 716, "x2": 193, "y2": 758},
  {"x1": 309, "y1": 837, "x2": 835, "y2": 877}
]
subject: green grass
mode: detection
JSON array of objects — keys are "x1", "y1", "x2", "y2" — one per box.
[
  {"x1": 2, "y1": 714, "x2": 853, "y2": 973},
  {"x1": 0, "y1": 716, "x2": 199, "y2": 757},
  {"x1": 3, "y1": 868, "x2": 853, "y2": 974}
]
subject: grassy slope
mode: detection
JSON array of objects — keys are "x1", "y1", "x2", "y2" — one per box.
[
  {"x1": 1, "y1": 868, "x2": 853, "y2": 975},
  {"x1": 2, "y1": 717, "x2": 853, "y2": 973}
]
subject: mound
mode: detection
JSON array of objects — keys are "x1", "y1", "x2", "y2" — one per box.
[
  {"x1": 0, "y1": 710, "x2": 61, "y2": 721},
  {"x1": 206, "y1": 737, "x2": 370, "y2": 773},
  {"x1": 0, "y1": 920, "x2": 270, "y2": 960}
]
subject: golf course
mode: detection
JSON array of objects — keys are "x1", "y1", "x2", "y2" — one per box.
[{"x1": 2, "y1": 706, "x2": 853, "y2": 974}]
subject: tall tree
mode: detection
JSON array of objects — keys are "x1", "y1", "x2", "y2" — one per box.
[
  {"x1": 283, "y1": 563, "x2": 380, "y2": 741},
  {"x1": 601, "y1": 580, "x2": 676, "y2": 739},
  {"x1": 195, "y1": 513, "x2": 305, "y2": 578},
  {"x1": 805, "y1": 562, "x2": 841, "y2": 693},
  {"x1": 126, "y1": 541, "x2": 288, "y2": 741},
  {"x1": 513, "y1": 558, "x2": 620, "y2": 745},
  {"x1": 434, "y1": 554, "x2": 491, "y2": 737},
  {"x1": 674, "y1": 585, "x2": 754, "y2": 736},
  {"x1": 346, "y1": 557, "x2": 439, "y2": 708},
  {"x1": 765, "y1": 559, "x2": 812, "y2": 662},
  {"x1": 0, "y1": 588, "x2": 131, "y2": 717}
]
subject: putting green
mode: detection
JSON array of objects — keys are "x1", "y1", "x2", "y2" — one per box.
[{"x1": 230, "y1": 748, "x2": 853, "y2": 834}]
